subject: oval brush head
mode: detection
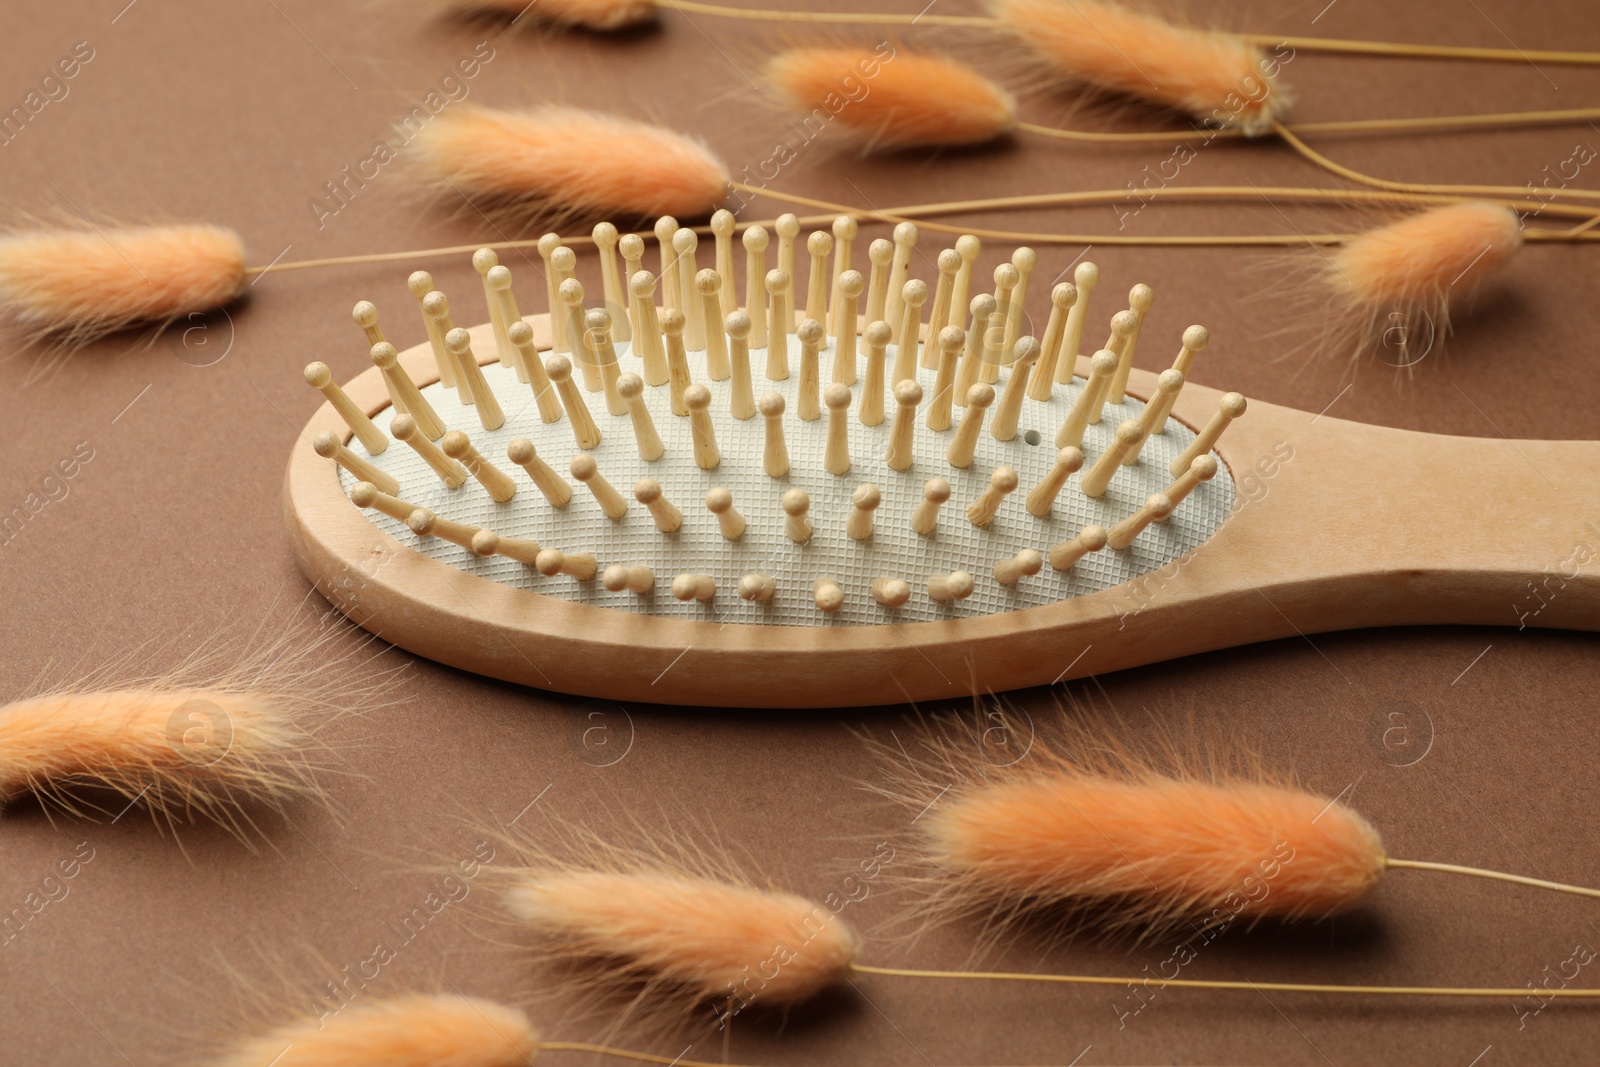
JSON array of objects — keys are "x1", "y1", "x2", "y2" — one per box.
[
  {"x1": 0, "y1": 223, "x2": 245, "y2": 346},
  {"x1": 440, "y1": 0, "x2": 655, "y2": 30},
  {"x1": 505, "y1": 868, "x2": 860, "y2": 1008},
  {"x1": 986, "y1": 0, "x2": 1283, "y2": 133},
  {"x1": 210, "y1": 993, "x2": 539, "y2": 1067},
  {"x1": 764, "y1": 47, "x2": 1016, "y2": 148},
  {"x1": 413, "y1": 104, "x2": 729, "y2": 223},
  {"x1": 1327, "y1": 201, "x2": 1522, "y2": 348}
]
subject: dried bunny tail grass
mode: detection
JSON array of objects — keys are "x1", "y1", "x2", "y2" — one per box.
[
  {"x1": 0, "y1": 223, "x2": 245, "y2": 350},
  {"x1": 987, "y1": 0, "x2": 1285, "y2": 133},
  {"x1": 764, "y1": 46, "x2": 1016, "y2": 148},
  {"x1": 863, "y1": 703, "x2": 1385, "y2": 948},
  {"x1": 0, "y1": 602, "x2": 401, "y2": 845},
  {"x1": 207, "y1": 993, "x2": 539, "y2": 1067},
  {"x1": 413, "y1": 104, "x2": 729, "y2": 225},
  {"x1": 431, "y1": 0, "x2": 656, "y2": 31},
  {"x1": 484, "y1": 811, "x2": 859, "y2": 1031},
  {"x1": 1323, "y1": 201, "x2": 1522, "y2": 358}
]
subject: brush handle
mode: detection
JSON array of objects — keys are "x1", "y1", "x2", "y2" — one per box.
[{"x1": 1176, "y1": 378, "x2": 1600, "y2": 635}]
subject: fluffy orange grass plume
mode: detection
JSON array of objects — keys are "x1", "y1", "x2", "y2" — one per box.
[
  {"x1": 414, "y1": 105, "x2": 729, "y2": 225},
  {"x1": 1325, "y1": 201, "x2": 1522, "y2": 354},
  {"x1": 764, "y1": 47, "x2": 1016, "y2": 148},
  {"x1": 486, "y1": 810, "x2": 858, "y2": 1030},
  {"x1": 438, "y1": 0, "x2": 656, "y2": 31},
  {"x1": 865, "y1": 705, "x2": 1385, "y2": 945},
  {"x1": 208, "y1": 993, "x2": 538, "y2": 1067},
  {"x1": 0, "y1": 605, "x2": 398, "y2": 845},
  {"x1": 987, "y1": 0, "x2": 1284, "y2": 133},
  {"x1": 0, "y1": 223, "x2": 245, "y2": 349}
]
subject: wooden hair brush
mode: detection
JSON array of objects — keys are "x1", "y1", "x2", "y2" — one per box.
[{"x1": 284, "y1": 218, "x2": 1598, "y2": 708}]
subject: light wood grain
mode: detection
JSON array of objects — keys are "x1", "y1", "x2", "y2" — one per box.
[{"x1": 285, "y1": 315, "x2": 1600, "y2": 708}]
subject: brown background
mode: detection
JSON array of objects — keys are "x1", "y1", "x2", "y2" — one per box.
[{"x1": 2, "y1": 0, "x2": 1598, "y2": 1063}]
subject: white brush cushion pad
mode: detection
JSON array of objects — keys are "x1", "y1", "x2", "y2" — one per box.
[{"x1": 341, "y1": 336, "x2": 1234, "y2": 626}]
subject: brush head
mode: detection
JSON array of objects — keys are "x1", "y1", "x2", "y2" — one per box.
[
  {"x1": 414, "y1": 105, "x2": 729, "y2": 223},
  {"x1": 503, "y1": 868, "x2": 859, "y2": 1008},
  {"x1": 0, "y1": 223, "x2": 245, "y2": 346},
  {"x1": 210, "y1": 993, "x2": 538, "y2": 1067},
  {"x1": 764, "y1": 48, "x2": 1016, "y2": 148},
  {"x1": 987, "y1": 0, "x2": 1285, "y2": 133}
]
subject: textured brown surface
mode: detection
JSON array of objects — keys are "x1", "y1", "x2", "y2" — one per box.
[{"x1": 2, "y1": 1, "x2": 1599, "y2": 1064}]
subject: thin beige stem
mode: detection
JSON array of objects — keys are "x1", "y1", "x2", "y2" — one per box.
[
  {"x1": 1020, "y1": 106, "x2": 1600, "y2": 144},
  {"x1": 729, "y1": 181, "x2": 1347, "y2": 244},
  {"x1": 1387, "y1": 858, "x2": 1600, "y2": 900},
  {"x1": 1273, "y1": 120, "x2": 1600, "y2": 206},
  {"x1": 1244, "y1": 32, "x2": 1600, "y2": 67},
  {"x1": 822, "y1": 184, "x2": 1597, "y2": 222},
  {"x1": 851, "y1": 962, "x2": 1600, "y2": 999},
  {"x1": 240, "y1": 181, "x2": 1600, "y2": 275},
  {"x1": 653, "y1": 1, "x2": 1600, "y2": 66}
]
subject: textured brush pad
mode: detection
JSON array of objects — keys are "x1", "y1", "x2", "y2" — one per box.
[{"x1": 341, "y1": 336, "x2": 1234, "y2": 626}]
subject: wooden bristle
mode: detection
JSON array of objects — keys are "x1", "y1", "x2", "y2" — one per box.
[
  {"x1": 442, "y1": 430, "x2": 517, "y2": 503},
  {"x1": 671, "y1": 573, "x2": 716, "y2": 602},
  {"x1": 313, "y1": 431, "x2": 397, "y2": 495},
  {"x1": 887, "y1": 379, "x2": 923, "y2": 471},
  {"x1": 634, "y1": 477, "x2": 682, "y2": 532},
  {"x1": 544, "y1": 355, "x2": 601, "y2": 450},
  {"x1": 1107, "y1": 493, "x2": 1174, "y2": 550},
  {"x1": 927, "y1": 570, "x2": 975, "y2": 603},
  {"x1": 535, "y1": 548, "x2": 597, "y2": 581},
  {"x1": 782, "y1": 488, "x2": 813, "y2": 543},
  {"x1": 445, "y1": 327, "x2": 505, "y2": 430},
  {"x1": 603, "y1": 563, "x2": 655, "y2": 593},
  {"x1": 507, "y1": 438, "x2": 572, "y2": 507},
  {"x1": 994, "y1": 548, "x2": 1043, "y2": 586},
  {"x1": 847, "y1": 483, "x2": 880, "y2": 541},
  {"x1": 1057, "y1": 261, "x2": 1100, "y2": 384},
  {"x1": 1172, "y1": 392, "x2": 1246, "y2": 477},
  {"x1": 571, "y1": 453, "x2": 628, "y2": 520},
  {"x1": 350, "y1": 480, "x2": 419, "y2": 522},
  {"x1": 910, "y1": 477, "x2": 951, "y2": 536},
  {"x1": 392, "y1": 414, "x2": 467, "y2": 489},
  {"x1": 1081, "y1": 419, "x2": 1147, "y2": 499},
  {"x1": 617, "y1": 372, "x2": 664, "y2": 462},
  {"x1": 966, "y1": 465, "x2": 1018, "y2": 527},
  {"x1": 706, "y1": 487, "x2": 745, "y2": 540},
  {"x1": 305, "y1": 361, "x2": 387, "y2": 455}
]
